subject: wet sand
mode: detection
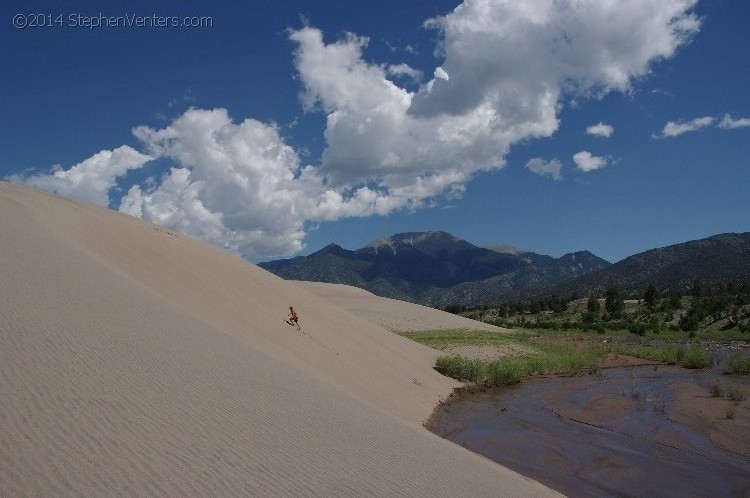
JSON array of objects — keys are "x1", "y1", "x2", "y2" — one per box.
[{"x1": 428, "y1": 365, "x2": 750, "y2": 497}]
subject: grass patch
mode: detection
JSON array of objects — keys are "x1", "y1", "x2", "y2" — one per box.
[
  {"x1": 683, "y1": 345, "x2": 711, "y2": 369},
  {"x1": 723, "y1": 350, "x2": 750, "y2": 375},
  {"x1": 567, "y1": 342, "x2": 710, "y2": 369},
  {"x1": 486, "y1": 360, "x2": 524, "y2": 385},
  {"x1": 402, "y1": 329, "x2": 714, "y2": 387},
  {"x1": 609, "y1": 344, "x2": 682, "y2": 364},
  {"x1": 435, "y1": 355, "x2": 485, "y2": 382},
  {"x1": 711, "y1": 380, "x2": 724, "y2": 398},
  {"x1": 411, "y1": 330, "x2": 601, "y2": 386},
  {"x1": 726, "y1": 385, "x2": 744, "y2": 402},
  {"x1": 399, "y1": 329, "x2": 524, "y2": 349},
  {"x1": 434, "y1": 349, "x2": 599, "y2": 387},
  {"x1": 710, "y1": 380, "x2": 745, "y2": 401}
]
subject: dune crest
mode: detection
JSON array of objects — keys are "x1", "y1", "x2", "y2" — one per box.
[
  {"x1": 0, "y1": 182, "x2": 558, "y2": 496},
  {"x1": 293, "y1": 280, "x2": 510, "y2": 333}
]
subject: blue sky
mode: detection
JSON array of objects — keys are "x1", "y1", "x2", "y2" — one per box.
[{"x1": 2, "y1": 0, "x2": 748, "y2": 263}]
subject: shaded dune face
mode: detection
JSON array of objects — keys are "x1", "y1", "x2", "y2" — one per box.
[
  {"x1": 0, "y1": 182, "x2": 559, "y2": 496},
  {"x1": 292, "y1": 280, "x2": 509, "y2": 333}
]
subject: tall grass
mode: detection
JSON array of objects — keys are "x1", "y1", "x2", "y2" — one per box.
[
  {"x1": 434, "y1": 355, "x2": 523, "y2": 386},
  {"x1": 485, "y1": 360, "x2": 524, "y2": 385},
  {"x1": 400, "y1": 330, "x2": 524, "y2": 349},
  {"x1": 609, "y1": 343, "x2": 712, "y2": 368},
  {"x1": 434, "y1": 343, "x2": 600, "y2": 387},
  {"x1": 682, "y1": 345, "x2": 711, "y2": 369},
  {"x1": 711, "y1": 379, "x2": 746, "y2": 401},
  {"x1": 405, "y1": 329, "x2": 715, "y2": 387},
  {"x1": 435, "y1": 356, "x2": 485, "y2": 382},
  {"x1": 723, "y1": 350, "x2": 750, "y2": 374}
]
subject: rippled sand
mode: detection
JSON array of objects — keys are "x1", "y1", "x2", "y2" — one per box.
[{"x1": 0, "y1": 182, "x2": 558, "y2": 496}]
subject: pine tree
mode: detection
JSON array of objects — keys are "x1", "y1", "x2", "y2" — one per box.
[
  {"x1": 691, "y1": 279, "x2": 702, "y2": 299},
  {"x1": 644, "y1": 284, "x2": 657, "y2": 308},
  {"x1": 587, "y1": 296, "x2": 601, "y2": 313},
  {"x1": 605, "y1": 286, "x2": 624, "y2": 317}
]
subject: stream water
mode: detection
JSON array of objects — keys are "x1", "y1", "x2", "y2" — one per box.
[{"x1": 429, "y1": 361, "x2": 750, "y2": 497}]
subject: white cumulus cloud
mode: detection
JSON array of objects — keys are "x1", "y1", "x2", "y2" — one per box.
[
  {"x1": 411, "y1": 0, "x2": 699, "y2": 119},
  {"x1": 288, "y1": 0, "x2": 697, "y2": 211},
  {"x1": 719, "y1": 114, "x2": 750, "y2": 129},
  {"x1": 289, "y1": 26, "x2": 492, "y2": 197},
  {"x1": 653, "y1": 116, "x2": 715, "y2": 138},
  {"x1": 573, "y1": 151, "x2": 609, "y2": 172},
  {"x1": 120, "y1": 108, "x2": 408, "y2": 258},
  {"x1": 9, "y1": 0, "x2": 701, "y2": 259},
  {"x1": 6, "y1": 146, "x2": 152, "y2": 206},
  {"x1": 586, "y1": 122, "x2": 614, "y2": 138},
  {"x1": 387, "y1": 63, "x2": 423, "y2": 81},
  {"x1": 525, "y1": 157, "x2": 562, "y2": 181},
  {"x1": 122, "y1": 108, "x2": 318, "y2": 257}
]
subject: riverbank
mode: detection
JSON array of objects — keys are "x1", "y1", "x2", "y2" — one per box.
[
  {"x1": 401, "y1": 328, "x2": 749, "y2": 386},
  {"x1": 427, "y1": 365, "x2": 750, "y2": 497}
]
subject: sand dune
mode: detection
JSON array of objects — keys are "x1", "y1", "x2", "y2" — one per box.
[
  {"x1": 0, "y1": 182, "x2": 559, "y2": 496},
  {"x1": 293, "y1": 281, "x2": 509, "y2": 333}
]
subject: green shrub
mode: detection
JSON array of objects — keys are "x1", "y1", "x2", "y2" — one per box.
[
  {"x1": 661, "y1": 344, "x2": 680, "y2": 364},
  {"x1": 675, "y1": 347, "x2": 686, "y2": 364},
  {"x1": 711, "y1": 380, "x2": 745, "y2": 401},
  {"x1": 435, "y1": 356, "x2": 485, "y2": 382},
  {"x1": 727, "y1": 384, "x2": 746, "y2": 402},
  {"x1": 680, "y1": 315, "x2": 700, "y2": 332},
  {"x1": 582, "y1": 311, "x2": 599, "y2": 324},
  {"x1": 727, "y1": 404, "x2": 736, "y2": 420},
  {"x1": 629, "y1": 324, "x2": 646, "y2": 336},
  {"x1": 723, "y1": 350, "x2": 750, "y2": 375},
  {"x1": 649, "y1": 315, "x2": 662, "y2": 334},
  {"x1": 682, "y1": 345, "x2": 710, "y2": 369},
  {"x1": 486, "y1": 360, "x2": 523, "y2": 385}
]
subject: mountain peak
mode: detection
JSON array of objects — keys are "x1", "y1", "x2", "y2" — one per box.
[
  {"x1": 364, "y1": 236, "x2": 398, "y2": 254},
  {"x1": 557, "y1": 251, "x2": 611, "y2": 276},
  {"x1": 366, "y1": 230, "x2": 459, "y2": 245},
  {"x1": 360, "y1": 231, "x2": 472, "y2": 258},
  {"x1": 559, "y1": 250, "x2": 601, "y2": 260},
  {"x1": 486, "y1": 244, "x2": 526, "y2": 255},
  {"x1": 311, "y1": 243, "x2": 348, "y2": 257}
]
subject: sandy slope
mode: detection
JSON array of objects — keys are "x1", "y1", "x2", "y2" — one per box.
[
  {"x1": 293, "y1": 281, "x2": 510, "y2": 333},
  {"x1": 0, "y1": 182, "x2": 559, "y2": 496}
]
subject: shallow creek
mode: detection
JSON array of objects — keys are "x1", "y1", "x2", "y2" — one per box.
[{"x1": 428, "y1": 362, "x2": 750, "y2": 497}]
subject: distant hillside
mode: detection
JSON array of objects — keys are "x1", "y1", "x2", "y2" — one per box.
[
  {"x1": 550, "y1": 232, "x2": 750, "y2": 298},
  {"x1": 259, "y1": 231, "x2": 610, "y2": 307}
]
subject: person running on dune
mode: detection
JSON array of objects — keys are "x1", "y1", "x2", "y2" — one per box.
[{"x1": 288, "y1": 306, "x2": 301, "y2": 330}]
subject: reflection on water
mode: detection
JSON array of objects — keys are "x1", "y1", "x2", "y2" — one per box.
[{"x1": 429, "y1": 364, "x2": 750, "y2": 498}]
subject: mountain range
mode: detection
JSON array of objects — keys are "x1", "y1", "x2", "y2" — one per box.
[
  {"x1": 259, "y1": 231, "x2": 610, "y2": 306},
  {"x1": 260, "y1": 231, "x2": 750, "y2": 307},
  {"x1": 549, "y1": 232, "x2": 750, "y2": 299}
]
